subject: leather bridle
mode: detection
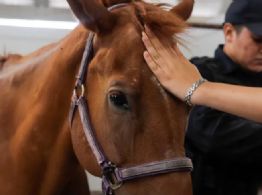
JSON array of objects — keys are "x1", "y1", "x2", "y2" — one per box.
[{"x1": 69, "y1": 3, "x2": 193, "y2": 195}]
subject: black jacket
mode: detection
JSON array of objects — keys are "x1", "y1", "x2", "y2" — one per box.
[{"x1": 186, "y1": 45, "x2": 262, "y2": 195}]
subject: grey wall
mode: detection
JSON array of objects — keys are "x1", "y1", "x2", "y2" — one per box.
[
  {"x1": 181, "y1": 27, "x2": 224, "y2": 58},
  {"x1": 0, "y1": 26, "x2": 224, "y2": 58},
  {"x1": 0, "y1": 26, "x2": 70, "y2": 54}
]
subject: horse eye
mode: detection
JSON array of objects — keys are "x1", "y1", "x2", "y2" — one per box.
[{"x1": 109, "y1": 91, "x2": 130, "y2": 110}]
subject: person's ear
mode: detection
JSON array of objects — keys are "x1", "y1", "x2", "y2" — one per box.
[{"x1": 223, "y1": 23, "x2": 235, "y2": 43}]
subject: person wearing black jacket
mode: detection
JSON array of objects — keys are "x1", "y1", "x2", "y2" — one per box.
[
  {"x1": 186, "y1": 0, "x2": 262, "y2": 194},
  {"x1": 186, "y1": 48, "x2": 262, "y2": 195}
]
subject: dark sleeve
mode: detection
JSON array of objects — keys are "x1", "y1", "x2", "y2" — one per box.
[
  {"x1": 186, "y1": 105, "x2": 262, "y2": 166},
  {"x1": 188, "y1": 57, "x2": 262, "y2": 166},
  {"x1": 190, "y1": 57, "x2": 218, "y2": 81},
  {"x1": 187, "y1": 57, "x2": 262, "y2": 192}
]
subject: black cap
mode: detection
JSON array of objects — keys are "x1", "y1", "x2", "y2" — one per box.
[{"x1": 225, "y1": 0, "x2": 262, "y2": 36}]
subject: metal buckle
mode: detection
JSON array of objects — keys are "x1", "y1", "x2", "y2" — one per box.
[
  {"x1": 73, "y1": 84, "x2": 85, "y2": 99},
  {"x1": 103, "y1": 162, "x2": 123, "y2": 190}
]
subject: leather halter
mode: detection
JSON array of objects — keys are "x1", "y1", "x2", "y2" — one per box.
[{"x1": 69, "y1": 3, "x2": 193, "y2": 195}]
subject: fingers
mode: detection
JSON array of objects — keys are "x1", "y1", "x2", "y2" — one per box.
[
  {"x1": 142, "y1": 28, "x2": 165, "y2": 78},
  {"x1": 142, "y1": 32, "x2": 162, "y2": 64},
  {"x1": 144, "y1": 25, "x2": 164, "y2": 52},
  {"x1": 172, "y1": 44, "x2": 185, "y2": 60},
  {"x1": 143, "y1": 26, "x2": 181, "y2": 69},
  {"x1": 143, "y1": 51, "x2": 158, "y2": 71}
]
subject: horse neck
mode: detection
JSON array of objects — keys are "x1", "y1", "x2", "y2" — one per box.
[
  {"x1": 13, "y1": 25, "x2": 89, "y2": 147},
  {"x1": 1, "y1": 26, "x2": 89, "y2": 135},
  {"x1": 0, "y1": 26, "x2": 89, "y2": 195},
  {"x1": 40, "y1": 25, "x2": 88, "y2": 99},
  {"x1": 15, "y1": 25, "x2": 90, "y2": 136}
]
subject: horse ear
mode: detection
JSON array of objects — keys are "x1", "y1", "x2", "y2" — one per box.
[
  {"x1": 170, "y1": 0, "x2": 194, "y2": 21},
  {"x1": 67, "y1": 0, "x2": 116, "y2": 33}
]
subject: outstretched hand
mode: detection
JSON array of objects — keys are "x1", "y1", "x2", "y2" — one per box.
[{"x1": 142, "y1": 26, "x2": 202, "y2": 100}]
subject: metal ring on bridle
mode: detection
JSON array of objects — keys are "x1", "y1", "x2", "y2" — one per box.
[{"x1": 73, "y1": 84, "x2": 85, "y2": 99}]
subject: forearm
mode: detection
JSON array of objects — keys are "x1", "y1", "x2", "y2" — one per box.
[
  {"x1": 192, "y1": 82, "x2": 262, "y2": 123},
  {"x1": 141, "y1": 28, "x2": 262, "y2": 123}
]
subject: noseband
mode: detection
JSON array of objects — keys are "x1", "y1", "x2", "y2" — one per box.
[{"x1": 69, "y1": 3, "x2": 193, "y2": 195}]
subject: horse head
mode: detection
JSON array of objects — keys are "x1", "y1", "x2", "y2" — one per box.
[{"x1": 67, "y1": 0, "x2": 194, "y2": 194}]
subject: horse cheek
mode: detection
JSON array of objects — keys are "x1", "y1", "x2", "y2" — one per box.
[{"x1": 70, "y1": 114, "x2": 101, "y2": 176}]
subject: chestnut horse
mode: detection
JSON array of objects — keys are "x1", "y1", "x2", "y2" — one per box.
[{"x1": 0, "y1": 0, "x2": 194, "y2": 194}]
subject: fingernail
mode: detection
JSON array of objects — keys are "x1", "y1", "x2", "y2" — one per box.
[
  {"x1": 143, "y1": 51, "x2": 149, "y2": 58},
  {"x1": 142, "y1": 33, "x2": 147, "y2": 42}
]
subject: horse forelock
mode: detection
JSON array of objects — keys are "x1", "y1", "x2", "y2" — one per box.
[{"x1": 134, "y1": 2, "x2": 187, "y2": 39}]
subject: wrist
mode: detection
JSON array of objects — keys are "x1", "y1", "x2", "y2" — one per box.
[
  {"x1": 184, "y1": 78, "x2": 207, "y2": 106},
  {"x1": 190, "y1": 80, "x2": 210, "y2": 105}
]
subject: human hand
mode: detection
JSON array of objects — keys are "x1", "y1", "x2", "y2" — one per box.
[{"x1": 142, "y1": 26, "x2": 202, "y2": 100}]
